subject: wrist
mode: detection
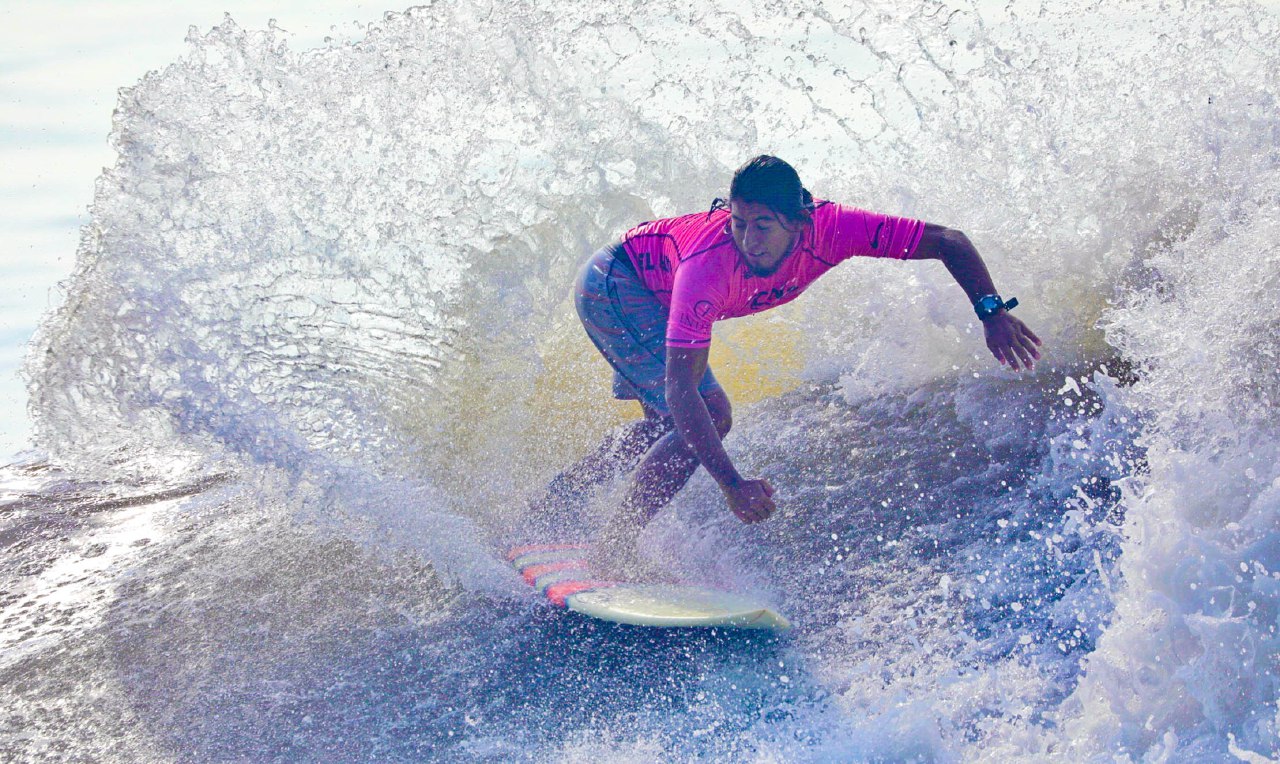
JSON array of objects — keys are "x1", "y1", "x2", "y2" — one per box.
[
  {"x1": 974, "y1": 294, "x2": 1018, "y2": 321},
  {"x1": 719, "y1": 473, "x2": 745, "y2": 491}
]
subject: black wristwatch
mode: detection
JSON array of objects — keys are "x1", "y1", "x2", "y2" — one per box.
[{"x1": 974, "y1": 294, "x2": 1019, "y2": 321}]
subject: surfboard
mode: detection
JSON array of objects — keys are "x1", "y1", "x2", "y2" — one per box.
[{"x1": 506, "y1": 543, "x2": 791, "y2": 631}]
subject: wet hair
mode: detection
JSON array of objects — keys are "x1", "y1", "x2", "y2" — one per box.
[{"x1": 708, "y1": 155, "x2": 815, "y2": 226}]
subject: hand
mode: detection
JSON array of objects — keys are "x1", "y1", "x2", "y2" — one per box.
[
  {"x1": 723, "y1": 478, "x2": 776, "y2": 524},
  {"x1": 984, "y1": 312, "x2": 1043, "y2": 371}
]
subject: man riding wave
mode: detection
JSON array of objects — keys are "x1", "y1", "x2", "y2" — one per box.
[{"x1": 533, "y1": 155, "x2": 1042, "y2": 576}]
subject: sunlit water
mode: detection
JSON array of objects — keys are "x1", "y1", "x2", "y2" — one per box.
[{"x1": 3, "y1": 1, "x2": 1279, "y2": 760}]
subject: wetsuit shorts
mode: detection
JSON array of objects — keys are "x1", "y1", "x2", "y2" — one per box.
[{"x1": 574, "y1": 243, "x2": 723, "y2": 417}]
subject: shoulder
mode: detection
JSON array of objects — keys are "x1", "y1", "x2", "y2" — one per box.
[
  {"x1": 808, "y1": 199, "x2": 872, "y2": 228},
  {"x1": 804, "y1": 200, "x2": 870, "y2": 244},
  {"x1": 671, "y1": 241, "x2": 738, "y2": 303},
  {"x1": 675, "y1": 239, "x2": 738, "y2": 279}
]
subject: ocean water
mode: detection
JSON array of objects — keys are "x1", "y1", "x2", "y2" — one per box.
[{"x1": 3, "y1": 0, "x2": 1279, "y2": 760}]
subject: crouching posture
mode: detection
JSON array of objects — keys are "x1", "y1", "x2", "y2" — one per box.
[{"x1": 533, "y1": 155, "x2": 1042, "y2": 576}]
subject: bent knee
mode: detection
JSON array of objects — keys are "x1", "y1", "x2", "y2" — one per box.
[{"x1": 705, "y1": 392, "x2": 732, "y2": 437}]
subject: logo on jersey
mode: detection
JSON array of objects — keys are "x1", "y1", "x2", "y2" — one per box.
[
  {"x1": 748, "y1": 283, "x2": 802, "y2": 309},
  {"x1": 870, "y1": 221, "x2": 884, "y2": 251},
  {"x1": 635, "y1": 251, "x2": 672, "y2": 272}
]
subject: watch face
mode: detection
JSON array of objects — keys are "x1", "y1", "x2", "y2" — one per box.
[{"x1": 972, "y1": 291, "x2": 1003, "y2": 316}]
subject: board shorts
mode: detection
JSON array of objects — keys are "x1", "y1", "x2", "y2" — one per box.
[{"x1": 574, "y1": 243, "x2": 723, "y2": 417}]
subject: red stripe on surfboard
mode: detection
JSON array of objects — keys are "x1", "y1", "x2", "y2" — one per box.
[
  {"x1": 520, "y1": 559, "x2": 588, "y2": 585},
  {"x1": 505, "y1": 543, "x2": 591, "y2": 561},
  {"x1": 545, "y1": 580, "x2": 618, "y2": 607}
]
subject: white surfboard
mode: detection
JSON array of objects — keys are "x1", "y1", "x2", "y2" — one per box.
[{"x1": 507, "y1": 543, "x2": 791, "y2": 631}]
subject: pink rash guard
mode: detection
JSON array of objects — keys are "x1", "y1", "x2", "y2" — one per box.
[{"x1": 619, "y1": 200, "x2": 926, "y2": 349}]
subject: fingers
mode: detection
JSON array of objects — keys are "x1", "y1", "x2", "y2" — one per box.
[
  {"x1": 1010, "y1": 324, "x2": 1041, "y2": 370},
  {"x1": 1017, "y1": 332, "x2": 1041, "y2": 365},
  {"x1": 731, "y1": 482, "x2": 776, "y2": 524},
  {"x1": 1020, "y1": 321, "x2": 1043, "y2": 347},
  {"x1": 1013, "y1": 344, "x2": 1035, "y2": 370},
  {"x1": 738, "y1": 497, "x2": 775, "y2": 524},
  {"x1": 756, "y1": 482, "x2": 776, "y2": 521},
  {"x1": 990, "y1": 343, "x2": 1009, "y2": 368},
  {"x1": 986, "y1": 320, "x2": 1014, "y2": 369},
  {"x1": 995, "y1": 331, "x2": 1029, "y2": 370},
  {"x1": 991, "y1": 339, "x2": 1020, "y2": 370},
  {"x1": 1004, "y1": 345, "x2": 1022, "y2": 371},
  {"x1": 987, "y1": 321, "x2": 1044, "y2": 371}
]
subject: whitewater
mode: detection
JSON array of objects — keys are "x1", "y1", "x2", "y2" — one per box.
[{"x1": 3, "y1": 0, "x2": 1278, "y2": 760}]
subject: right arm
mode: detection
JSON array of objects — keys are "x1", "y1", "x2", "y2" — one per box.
[
  {"x1": 913, "y1": 224, "x2": 1042, "y2": 370},
  {"x1": 666, "y1": 347, "x2": 775, "y2": 523}
]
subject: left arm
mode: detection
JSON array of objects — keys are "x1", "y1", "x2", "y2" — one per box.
[{"x1": 914, "y1": 223, "x2": 1043, "y2": 371}]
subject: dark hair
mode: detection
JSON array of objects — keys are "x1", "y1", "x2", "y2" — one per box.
[{"x1": 726, "y1": 155, "x2": 814, "y2": 224}]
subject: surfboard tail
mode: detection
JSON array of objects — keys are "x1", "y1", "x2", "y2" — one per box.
[{"x1": 508, "y1": 543, "x2": 791, "y2": 631}]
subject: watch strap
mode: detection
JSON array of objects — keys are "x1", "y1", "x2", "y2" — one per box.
[{"x1": 974, "y1": 294, "x2": 1018, "y2": 320}]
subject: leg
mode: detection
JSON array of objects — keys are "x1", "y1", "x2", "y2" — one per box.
[
  {"x1": 535, "y1": 246, "x2": 676, "y2": 519},
  {"x1": 531, "y1": 403, "x2": 673, "y2": 515},
  {"x1": 595, "y1": 389, "x2": 732, "y2": 575},
  {"x1": 563, "y1": 243, "x2": 728, "y2": 564}
]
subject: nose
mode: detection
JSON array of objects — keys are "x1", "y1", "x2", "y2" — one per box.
[{"x1": 743, "y1": 229, "x2": 763, "y2": 252}]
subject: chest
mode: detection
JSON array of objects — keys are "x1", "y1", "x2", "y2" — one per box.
[{"x1": 725, "y1": 246, "x2": 831, "y2": 318}]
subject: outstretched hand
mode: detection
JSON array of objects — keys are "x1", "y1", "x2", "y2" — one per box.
[
  {"x1": 724, "y1": 478, "x2": 775, "y2": 524},
  {"x1": 984, "y1": 312, "x2": 1043, "y2": 371}
]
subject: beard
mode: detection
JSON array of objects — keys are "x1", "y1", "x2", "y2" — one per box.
[{"x1": 745, "y1": 259, "x2": 784, "y2": 277}]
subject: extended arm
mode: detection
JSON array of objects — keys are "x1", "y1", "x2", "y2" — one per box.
[
  {"x1": 914, "y1": 224, "x2": 1043, "y2": 370},
  {"x1": 667, "y1": 348, "x2": 775, "y2": 522}
]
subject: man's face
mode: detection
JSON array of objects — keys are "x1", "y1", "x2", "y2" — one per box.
[{"x1": 729, "y1": 200, "x2": 799, "y2": 277}]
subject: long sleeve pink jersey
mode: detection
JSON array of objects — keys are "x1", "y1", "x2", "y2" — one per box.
[{"x1": 619, "y1": 200, "x2": 926, "y2": 348}]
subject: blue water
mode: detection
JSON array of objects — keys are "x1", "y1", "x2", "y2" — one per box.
[{"x1": 3, "y1": 1, "x2": 1279, "y2": 760}]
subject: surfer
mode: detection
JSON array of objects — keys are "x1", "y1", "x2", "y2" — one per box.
[{"x1": 536, "y1": 155, "x2": 1042, "y2": 576}]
